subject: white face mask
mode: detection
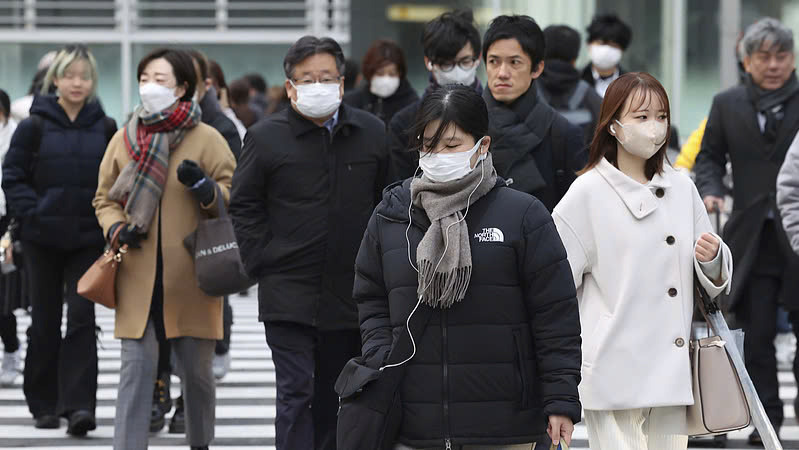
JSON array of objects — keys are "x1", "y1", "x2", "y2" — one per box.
[
  {"x1": 590, "y1": 44, "x2": 623, "y2": 71},
  {"x1": 290, "y1": 81, "x2": 341, "y2": 119},
  {"x1": 613, "y1": 119, "x2": 668, "y2": 159},
  {"x1": 370, "y1": 75, "x2": 401, "y2": 98},
  {"x1": 139, "y1": 82, "x2": 179, "y2": 114},
  {"x1": 419, "y1": 137, "x2": 487, "y2": 183},
  {"x1": 427, "y1": 61, "x2": 478, "y2": 87}
]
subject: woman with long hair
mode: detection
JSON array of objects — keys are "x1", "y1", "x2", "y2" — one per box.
[{"x1": 552, "y1": 72, "x2": 733, "y2": 449}]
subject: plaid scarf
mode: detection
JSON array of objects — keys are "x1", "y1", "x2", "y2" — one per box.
[{"x1": 108, "y1": 101, "x2": 201, "y2": 233}]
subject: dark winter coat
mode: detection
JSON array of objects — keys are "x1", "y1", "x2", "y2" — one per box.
[
  {"x1": 695, "y1": 84, "x2": 799, "y2": 310},
  {"x1": 200, "y1": 86, "x2": 242, "y2": 160},
  {"x1": 539, "y1": 60, "x2": 602, "y2": 145},
  {"x1": 2, "y1": 95, "x2": 115, "y2": 251},
  {"x1": 484, "y1": 82, "x2": 587, "y2": 212},
  {"x1": 580, "y1": 64, "x2": 626, "y2": 89},
  {"x1": 229, "y1": 104, "x2": 389, "y2": 329},
  {"x1": 354, "y1": 176, "x2": 582, "y2": 447},
  {"x1": 343, "y1": 78, "x2": 419, "y2": 127},
  {"x1": 387, "y1": 80, "x2": 484, "y2": 183}
]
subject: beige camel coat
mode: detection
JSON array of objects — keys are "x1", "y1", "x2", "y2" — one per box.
[{"x1": 93, "y1": 123, "x2": 236, "y2": 340}]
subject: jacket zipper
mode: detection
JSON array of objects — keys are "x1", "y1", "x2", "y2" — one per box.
[
  {"x1": 442, "y1": 309, "x2": 451, "y2": 450},
  {"x1": 375, "y1": 212, "x2": 407, "y2": 224}
]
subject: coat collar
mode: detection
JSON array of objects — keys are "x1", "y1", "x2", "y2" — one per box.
[
  {"x1": 595, "y1": 157, "x2": 672, "y2": 219},
  {"x1": 287, "y1": 102, "x2": 361, "y2": 137}
]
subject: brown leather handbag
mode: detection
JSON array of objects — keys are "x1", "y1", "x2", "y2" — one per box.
[{"x1": 77, "y1": 225, "x2": 128, "y2": 309}]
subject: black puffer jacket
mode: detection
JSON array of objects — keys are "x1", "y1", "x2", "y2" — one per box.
[
  {"x1": 200, "y1": 86, "x2": 242, "y2": 160},
  {"x1": 3, "y1": 95, "x2": 115, "y2": 250},
  {"x1": 354, "y1": 176, "x2": 582, "y2": 448}
]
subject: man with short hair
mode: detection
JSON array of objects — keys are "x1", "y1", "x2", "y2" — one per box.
[
  {"x1": 581, "y1": 14, "x2": 632, "y2": 97},
  {"x1": 483, "y1": 15, "x2": 586, "y2": 212},
  {"x1": 388, "y1": 9, "x2": 483, "y2": 182},
  {"x1": 695, "y1": 17, "x2": 799, "y2": 445},
  {"x1": 229, "y1": 36, "x2": 388, "y2": 450},
  {"x1": 539, "y1": 24, "x2": 602, "y2": 145}
]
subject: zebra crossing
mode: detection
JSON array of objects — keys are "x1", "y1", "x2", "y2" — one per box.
[{"x1": 0, "y1": 292, "x2": 798, "y2": 449}]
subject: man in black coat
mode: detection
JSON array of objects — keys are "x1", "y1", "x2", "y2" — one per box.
[
  {"x1": 483, "y1": 15, "x2": 586, "y2": 212},
  {"x1": 229, "y1": 36, "x2": 387, "y2": 450},
  {"x1": 388, "y1": 9, "x2": 484, "y2": 182},
  {"x1": 539, "y1": 24, "x2": 602, "y2": 146},
  {"x1": 695, "y1": 18, "x2": 799, "y2": 444}
]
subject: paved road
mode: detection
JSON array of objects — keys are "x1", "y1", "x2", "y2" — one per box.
[{"x1": 0, "y1": 292, "x2": 797, "y2": 449}]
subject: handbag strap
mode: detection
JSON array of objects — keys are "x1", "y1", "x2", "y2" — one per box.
[
  {"x1": 694, "y1": 272, "x2": 721, "y2": 334},
  {"x1": 212, "y1": 182, "x2": 229, "y2": 219}
]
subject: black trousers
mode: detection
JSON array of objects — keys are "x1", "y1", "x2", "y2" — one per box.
[
  {"x1": 264, "y1": 321, "x2": 360, "y2": 450},
  {"x1": 0, "y1": 313, "x2": 19, "y2": 353},
  {"x1": 215, "y1": 296, "x2": 233, "y2": 355},
  {"x1": 22, "y1": 241, "x2": 100, "y2": 418},
  {"x1": 736, "y1": 222, "x2": 799, "y2": 430}
]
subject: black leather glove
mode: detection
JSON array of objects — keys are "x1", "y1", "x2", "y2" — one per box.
[
  {"x1": 177, "y1": 159, "x2": 215, "y2": 206},
  {"x1": 113, "y1": 223, "x2": 146, "y2": 249}
]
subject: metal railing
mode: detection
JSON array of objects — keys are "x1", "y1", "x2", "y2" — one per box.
[{"x1": 0, "y1": 0, "x2": 349, "y2": 41}]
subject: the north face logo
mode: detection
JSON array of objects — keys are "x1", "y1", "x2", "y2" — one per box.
[{"x1": 474, "y1": 228, "x2": 504, "y2": 243}]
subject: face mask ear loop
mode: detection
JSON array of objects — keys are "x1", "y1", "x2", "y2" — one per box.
[{"x1": 382, "y1": 156, "x2": 486, "y2": 372}]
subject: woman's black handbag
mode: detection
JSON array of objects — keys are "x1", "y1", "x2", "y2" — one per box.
[
  {"x1": 183, "y1": 184, "x2": 254, "y2": 296},
  {"x1": 335, "y1": 304, "x2": 433, "y2": 450}
]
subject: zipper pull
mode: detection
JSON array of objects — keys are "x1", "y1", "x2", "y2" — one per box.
[{"x1": 445, "y1": 438, "x2": 452, "y2": 450}]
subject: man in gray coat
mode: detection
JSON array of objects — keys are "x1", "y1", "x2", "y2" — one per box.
[
  {"x1": 695, "y1": 17, "x2": 799, "y2": 444},
  {"x1": 778, "y1": 135, "x2": 799, "y2": 254}
]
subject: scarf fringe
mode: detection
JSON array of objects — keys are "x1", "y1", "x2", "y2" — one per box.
[{"x1": 417, "y1": 260, "x2": 472, "y2": 309}]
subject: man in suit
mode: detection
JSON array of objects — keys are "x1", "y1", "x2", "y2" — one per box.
[
  {"x1": 695, "y1": 17, "x2": 799, "y2": 445},
  {"x1": 580, "y1": 14, "x2": 631, "y2": 98}
]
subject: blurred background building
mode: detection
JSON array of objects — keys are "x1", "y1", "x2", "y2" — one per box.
[{"x1": 0, "y1": 0, "x2": 796, "y2": 139}]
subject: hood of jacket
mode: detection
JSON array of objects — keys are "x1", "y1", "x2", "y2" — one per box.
[
  {"x1": 539, "y1": 59, "x2": 582, "y2": 95},
  {"x1": 29, "y1": 94, "x2": 106, "y2": 129}
]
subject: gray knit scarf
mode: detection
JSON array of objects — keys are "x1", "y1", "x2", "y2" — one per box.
[{"x1": 410, "y1": 153, "x2": 498, "y2": 308}]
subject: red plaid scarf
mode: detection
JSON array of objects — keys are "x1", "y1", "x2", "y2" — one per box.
[{"x1": 110, "y1": 101, "x2": 201, "y2": 232}]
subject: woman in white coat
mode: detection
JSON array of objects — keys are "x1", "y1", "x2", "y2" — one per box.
[{"x1": 552, "y1": 72, "x2": 733, "y2": 450}]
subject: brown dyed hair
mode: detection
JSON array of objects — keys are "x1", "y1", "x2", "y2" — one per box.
[
  {"x1": 361, "y1": 39, "x2": 407, "y2": 80},
  {"x1": 580, "y1": 72, "x2": 671, "y2": 180}
]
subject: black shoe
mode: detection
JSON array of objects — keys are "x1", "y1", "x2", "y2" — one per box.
[
  {"x1": 66, "y1": 410, "x2": 96, "y2": 436},
  {"x1": 190, "y1": 447, "x2": 208, "y2": 450},
  {"x1": 150, "y1": 373, "x2": 172, "y2": 432},
  {"x1": 748, "y1": 429, "x2": 762, "y2": 445},
  {"x1": 168, "y1": 395, "x2": 185, "y2": 434},
  {"x1": 34, "y1": 414, "x2": 60, "y2": 429}
]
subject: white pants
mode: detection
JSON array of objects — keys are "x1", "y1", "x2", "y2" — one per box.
[{"x1": 585, "y1": 408, "x2": 688, "y2": 450}]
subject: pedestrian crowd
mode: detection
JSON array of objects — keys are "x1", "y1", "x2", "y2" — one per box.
[{"x1": 0, "y1": 8, "x2": 797, "y2": 450}]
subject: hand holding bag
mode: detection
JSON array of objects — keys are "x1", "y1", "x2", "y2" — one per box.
[
  {"x1": 686, "y1": 277, "x2": 751, "y2": 436},
  {"x1": 335, "y1": 304, "x2": 433, "y2": 450},
  {"x1": 77, "y1": 225, "x2": 127, "y2": 309},
  {"x1": 183, "y1": 183, "x2": 253, "y2": 297}
]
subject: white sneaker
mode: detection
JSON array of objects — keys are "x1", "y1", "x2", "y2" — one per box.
[
  {"x1": 212, "y1": 351, "x2": 231, "y2": 380},
  {"x1": 775, "y1": 332, "x2": 796, "y2": 371},
  {"x1": 0, "y1": 349, "x2": 21, "y2": 386}
]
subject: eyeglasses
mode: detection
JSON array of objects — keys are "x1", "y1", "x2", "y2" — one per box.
[
  {"x1": 435, "y1": 57, "x2": 479, "y2": 72},
  {"x1": 291, "y1": 76, "x2": 342, "y2": 86}
]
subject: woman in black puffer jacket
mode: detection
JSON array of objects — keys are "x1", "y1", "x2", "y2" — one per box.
[{"x1": 351, "y1": 85, "x2": 582, "y2": 449}]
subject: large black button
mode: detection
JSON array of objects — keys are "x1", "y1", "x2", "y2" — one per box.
[
  {"x1": 666, "y1": 236, "x2": 675, "y2": 245},
  {"x1": 655, "y1": 188, "x2": 665, "y2": 198},
  {"x1": 668, "y1": 288, "x2": 678, "y2": 297}
]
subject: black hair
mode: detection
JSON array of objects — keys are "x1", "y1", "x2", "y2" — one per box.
[
  {"x1": 244, "y1": 73, "x2": 267, "y2": 93},
  {"x1": 187, "y1": 49, "x2": 209, "y2": 80},
  {"x1": 422, "y1": 9, "x2": 481, "y2": 64},
  {"x1": 29, "y1": 67, "x2": 48, "y2": 95},
  {"x1": 137, "y1": 48, "x2": 197, "y2": 101},
  {"x1": 586, "y1": 14, "x2": 632, "y2": 50},
  {"x1": 409, "y1": 84, "x2": 489, "y2": 154},
  {"x1": 544, "y1": 25, "x2": 581, "y2": 62},
  {"x1": 283, "y1": 36, "x2": 346, "y2": 79},
  {"x1": 0, "y1": 89, "x2": 9, "y2": 119},
  {"x1": 343, "y1": 59, "x2": 359, "y2": 90},
  {"x1": 483, "y1": 15, "x2": 546, "y2": 69}
]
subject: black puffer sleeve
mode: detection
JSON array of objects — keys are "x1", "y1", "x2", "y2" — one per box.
[
  {"x1": 521, "y1": 198, "x2": 582, "y2": 424},
  {"x1": 352, "y1": 209, "x2": 393, "y2": 368}
]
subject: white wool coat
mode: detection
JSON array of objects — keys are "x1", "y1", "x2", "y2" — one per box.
[{"x1": 552, "y1": 158, "x2": 732, "y2": 421}]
